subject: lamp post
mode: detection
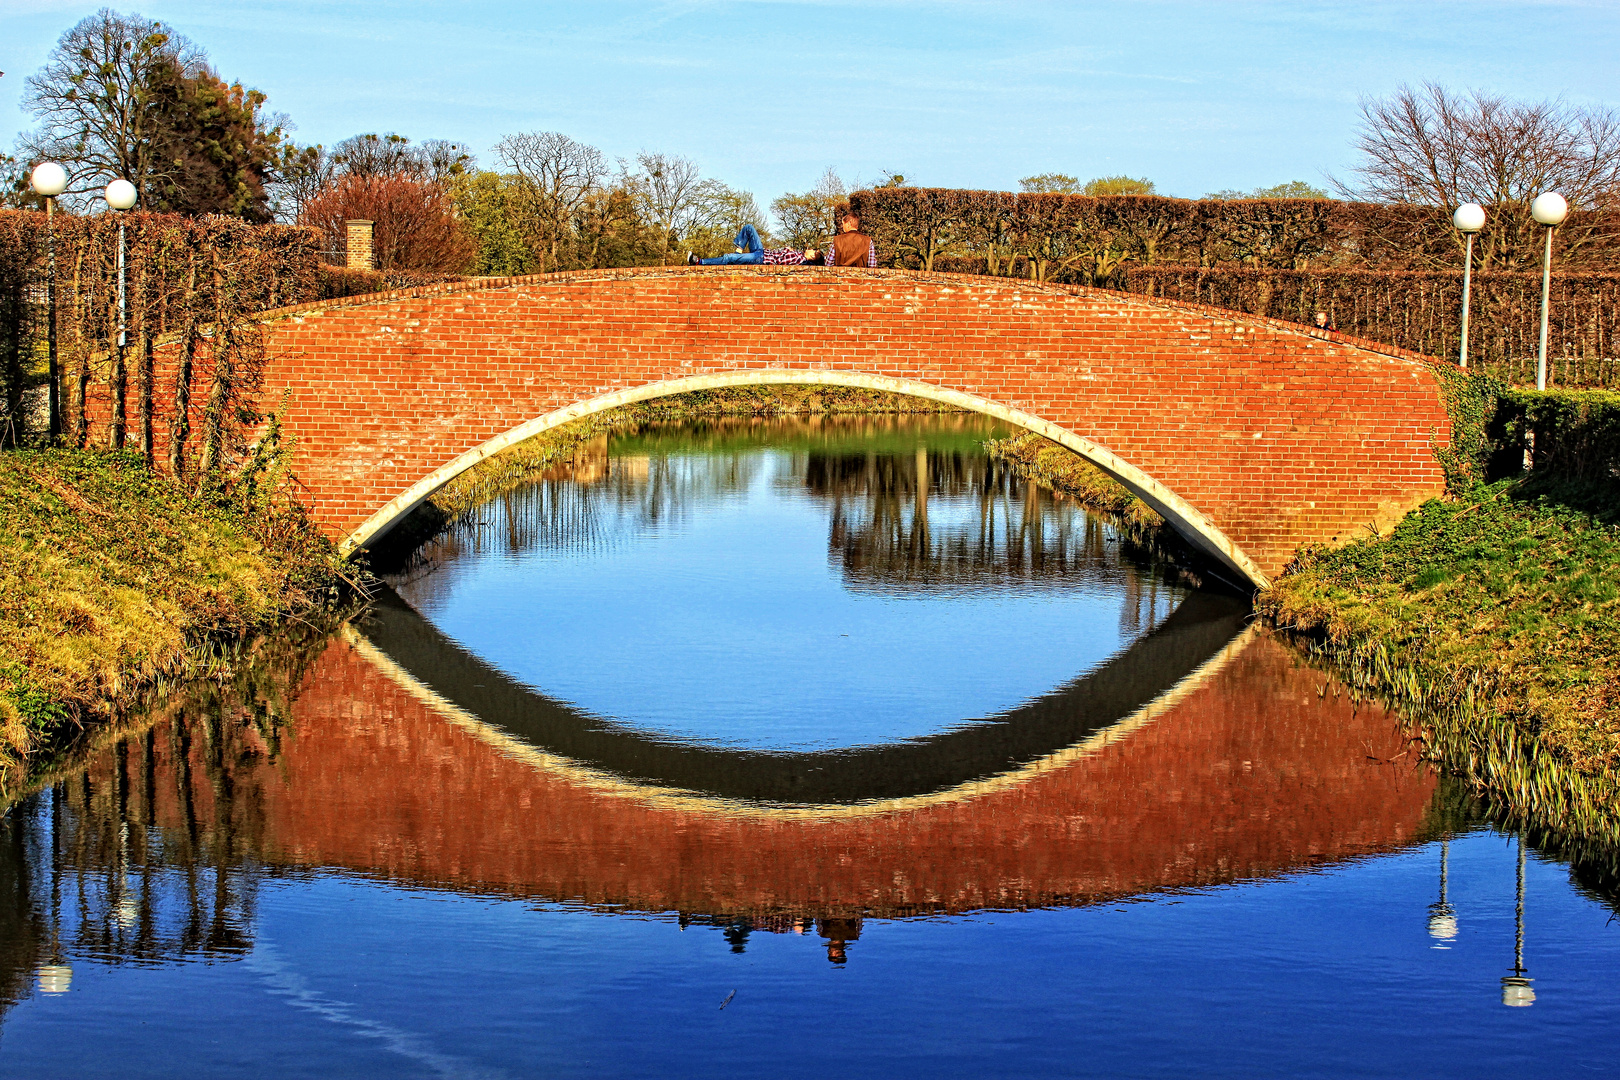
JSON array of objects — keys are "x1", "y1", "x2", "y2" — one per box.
[
  {"x1": 1531, "y1": 192, "x2": 1568, "y2": 391},
  {"x1": 104, "y1": 179, "x2": 138, "y2": 350},
  {"x1": 29, "y1": 162, "x2": 68, "y2": 438},
  {"x1": 1452, "y1": 204, "x2": 1486, "y2": 369}
]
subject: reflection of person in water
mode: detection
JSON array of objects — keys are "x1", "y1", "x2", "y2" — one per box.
[{"x1": 819, "y1": 916, "x2": 862, "y2": 964}]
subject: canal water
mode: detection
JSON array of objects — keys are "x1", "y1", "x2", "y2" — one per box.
[{"x1": 1, "y1": 414, "x2": 1616, "y2": 1078}]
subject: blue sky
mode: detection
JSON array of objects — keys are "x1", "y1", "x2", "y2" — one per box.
[{"x1": 5, "y1": 0, "x2": 1619, "y2": 208}]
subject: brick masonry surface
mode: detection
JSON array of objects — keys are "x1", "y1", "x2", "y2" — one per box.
[{"x1": 95, "y1": 265, "x2": 1454, "y2": 581}]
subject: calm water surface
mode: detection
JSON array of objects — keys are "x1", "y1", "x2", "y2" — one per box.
[{"x1": 1, "y1": 415, "x2": 1616, "y2": 1078}]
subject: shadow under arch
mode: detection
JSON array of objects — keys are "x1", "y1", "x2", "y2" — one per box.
[
  {"x1": 342, "y1": 370, "x2": 1272, "y2": 589},
  {"x1": 353, "y1": 585, "x2": 1252, "y2": 810}
]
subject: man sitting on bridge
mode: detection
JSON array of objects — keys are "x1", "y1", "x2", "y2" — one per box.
[
  {"x1": 688, "y1": 224, "x2": 821, "y2": 266},
  {"x1": 825, "y1": 205, "x2": 877, "y2": 267}
]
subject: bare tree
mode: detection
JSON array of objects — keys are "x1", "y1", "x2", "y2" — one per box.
[
  {"x1": 496, "y1": 131, "x2": 607, "y2": 272},
  {"x1": 634, "y1": 151, "x2": 707, "y2": 263},
  {"x1": 1340, "y1": 83, "x2": 1620, "y2": 268},
  {"x1": 771, "y1": 167, "x2": 846, "y2": 249},
  {"x1": 269, "y1": 143, "x2": 332, "y2": 224},
  {"x1": 1019, "y1": 173, "x2": 1082, "y2": 194},
  {"x1": 419, "y1": 139, "x2": 475, "y2": 185},
  {"x1": 330, "y1": 133, "x2": 419, "y2": 180},
  {"x1": 18, "y1": 9, "x2": 204, "y2": 205}
]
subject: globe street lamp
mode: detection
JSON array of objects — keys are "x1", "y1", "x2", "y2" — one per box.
[
  {"x1": 105, "y1": 179, "x2": 138, "y2": 354},
  {"x1": 1531, "y1": 192, "x2": 1568, "y2": 391},
  {"x1": 30, "y1": 162, "x2": 68, "y2": 438},
  {"x1": 1452, "y1": 204, "x2": 1486, "y2": 369}
]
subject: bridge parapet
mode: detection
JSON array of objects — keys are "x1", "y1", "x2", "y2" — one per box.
[{"x1": 97, "y1": 265, "x2": 1453, "y2": 587}]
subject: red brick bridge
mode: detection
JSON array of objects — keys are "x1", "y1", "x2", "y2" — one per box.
[{"x1": 195, "y1": 266, "x2": 1456, "y2": 586}]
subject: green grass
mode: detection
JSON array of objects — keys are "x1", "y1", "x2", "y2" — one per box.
[
  {"x1": 1259, "y1": 476, "x2": 1620, "y2": 841},
  {"x1": 0, "y1": 448, "x2": 346, "y2": 776}
]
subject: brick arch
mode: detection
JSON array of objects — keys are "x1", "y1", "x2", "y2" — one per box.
[
  {"x1": 117, "y1": 265, "x2": 1452, "y2": 589},
  {"x1": 350, "y1": 367, "x2": 1272, "y2": 584}
]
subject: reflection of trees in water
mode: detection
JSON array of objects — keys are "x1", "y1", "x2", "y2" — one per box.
[
  {"x1": 0, "y1": 635, "x2": 327, "y2": 1015},
  {"x1": 392, "y1": 445, "x2": 769, "y2": 606},
  {"x1": 811, "y1": 447, "x2": 1155, "y2": 597},
  {"x1": 394, "y1": 418, "x2": 1182, "y2": 615},
  {"x1": 0, "y1": 725, "x2": 269, "y2": 1014}
]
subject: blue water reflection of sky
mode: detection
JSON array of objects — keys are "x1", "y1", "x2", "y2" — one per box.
[
  {"x1": 6, "y1": 832, "x2": 1616, "y2": 1079},
  {"x1": 401, "y1": 445, "x2": 1176, "y2": 753}
]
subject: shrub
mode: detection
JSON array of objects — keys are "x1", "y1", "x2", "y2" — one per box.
[{"x1": 1495, "y1": 389, "x2": 1620, "y2": 482}]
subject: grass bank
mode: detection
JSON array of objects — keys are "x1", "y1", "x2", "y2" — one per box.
[
  {"x1": 1260, "y1": 476, "x2": 1620, "y2": 842},
  {"x1": 0, "y1": 448, "x2": 349, "y2": 779}
]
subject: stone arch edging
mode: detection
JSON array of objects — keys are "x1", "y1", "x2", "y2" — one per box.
[{"x1": 341, "y1": 367, "x2": 1273, "y2": 589}]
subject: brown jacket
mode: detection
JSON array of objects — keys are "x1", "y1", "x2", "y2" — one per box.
[{"x1": 830, "y1": 231, "x2": 876, "y2": 267}]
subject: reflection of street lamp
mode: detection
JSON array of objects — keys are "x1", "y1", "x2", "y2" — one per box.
[
  {"x1": 35, "y1": 965, "x2": 73, "y2": 995},
  {"x1": 39, "y1": 783, "x2": 72, "y2": 996},
  {"x1": 1427, "y1": 837, "x2": 1458, "y2": 947},
  {"x1": 1452, "y1": 204, "x2": 1486, "y2": 369},
  {"x1": 29, "y1": 162, "x2": 68, "y2": 438},
  {"x1": 1531, "y1": 192, "x2": 1568, "y2": 391},
  {"x1": 1501, "y1": 833, "x2": 1535, "y2": 1007},
  {"x1": 105, "y1": 179, "x2": 138, "y2": 350}
]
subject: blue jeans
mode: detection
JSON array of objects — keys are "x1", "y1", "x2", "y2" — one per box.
[{"x1": 700, "y1": 225, "x2": 764, "y2": 265}]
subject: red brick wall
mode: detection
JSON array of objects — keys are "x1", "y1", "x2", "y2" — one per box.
[{"x1": 95, "y1": 266, "x2": 1454, "y2": 580}]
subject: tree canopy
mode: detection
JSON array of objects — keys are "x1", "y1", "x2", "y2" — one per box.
[{"x1": 17, "y1": 8, "x2": 286, "y2": 220}]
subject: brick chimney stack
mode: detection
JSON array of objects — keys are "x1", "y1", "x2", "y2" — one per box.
[{"x1": 346, "y1": 220, "x2": 375, "y2": 271}]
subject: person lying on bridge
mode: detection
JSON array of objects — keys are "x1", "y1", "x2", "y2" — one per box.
[
  {"x1": 688, "y1": 224, "x2": 821, "y2": 266},
  {"x1": 824, "y1": 205, "x2": 877, "y2": 267}
]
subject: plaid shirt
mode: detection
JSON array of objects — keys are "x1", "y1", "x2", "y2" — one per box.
[{"x1": 761, "y1": 247, "x2": 807, "y2": 265}]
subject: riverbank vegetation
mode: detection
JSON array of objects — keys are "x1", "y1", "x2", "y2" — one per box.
[
  {"x1": 369, "y1": 385, "x2": 964, "y2": 564},
  {"x1": 1260, "y1": 474, "x2": 1620, "y2": 840},
  {"x1": 982, "y1": 432, "x2": 1166, "y2": 542},
  {"x1": 0, "y1": 447, "x2": 348, "y2": 779}
]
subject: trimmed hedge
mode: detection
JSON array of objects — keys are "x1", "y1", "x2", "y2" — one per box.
[
  {"x1": 0, "y1": 210, "x2": 323, "y2": 454},
  {"x1": 854, "y1": 188, "x2": 1619, "y2": 388},
  {"x1": 848, "y1": 187, "x2": 1620, "y2": 276},
  {"x1": 1495, "y1": 389, "x2": 1620, "y2": 483}
]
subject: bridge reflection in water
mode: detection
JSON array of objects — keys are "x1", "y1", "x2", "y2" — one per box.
[{"x1": 1, "y1": 599, "x2": 1443, "y2": 984}]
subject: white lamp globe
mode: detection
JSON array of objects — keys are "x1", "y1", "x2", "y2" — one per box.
[
  {"x1": 105, "y1": 178, "x2": 137, "y2": 211},
  {"x1": 30, "y1": 162, "x2": 68, "y2": 198},
  {"x1": 1452, "y1": 203, "x2": 1486, "y2": 233},
  {"x1": 1531, "y1": 191, "x2": 1568, "y2": 226}
]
